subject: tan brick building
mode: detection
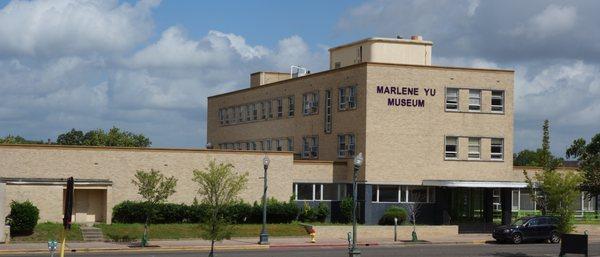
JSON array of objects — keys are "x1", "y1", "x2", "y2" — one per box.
[{"x1": 0, "y1": 37, "x2": 595, "y2": 233}]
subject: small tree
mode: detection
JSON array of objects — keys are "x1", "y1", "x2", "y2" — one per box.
[
  {"x1": 406, "y1": 203, "x2": 422, "y2": 241},
  {"x1": 131, "y1": 169, "x2": 177, "y2": 247},
  {"x1": 193, "y1": 160, "x2": 248, "y2": 257},
  {"x1": 566, "y1": 133, "x2": 600, "y2": 197},
  {"x1": 524, "y1": 120, "x2": 583, "y2": 233},
  {"x1": 6, "y1": 200, "x2": 40, "y2": 236}
]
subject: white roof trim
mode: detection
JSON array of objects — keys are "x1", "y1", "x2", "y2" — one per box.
[{"x1": 422, "y1": 180, "x2": 528, "y2": 188}]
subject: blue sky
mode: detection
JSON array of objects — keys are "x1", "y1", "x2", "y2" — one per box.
[{"x1": 0, "y1": 0, "x2": 598, "y2": 157}]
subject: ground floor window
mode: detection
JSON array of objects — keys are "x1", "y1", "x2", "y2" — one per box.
[
  {"x1": 511, "y1": 189, "x2": 596, "y2": 216},
  {"x1": 294, "y1": 183, "x2": 347, "y2": 201},
  {"x1": 372, "y1": 185, "x2": 435, "y2": 203}
]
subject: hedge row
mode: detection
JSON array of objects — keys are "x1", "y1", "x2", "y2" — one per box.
[{"x1": 112, "y1": 199, "x2": 329, "y2": 224}]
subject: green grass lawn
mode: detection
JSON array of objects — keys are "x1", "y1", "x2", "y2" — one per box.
[
  {"x1": 11, "y1": 222, "x2": 83, "y2": 242},
  {"x1": 96, "y1": 223, "x2": 308, "y2": 241}
]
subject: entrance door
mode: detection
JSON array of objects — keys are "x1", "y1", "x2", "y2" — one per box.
[
  {"x1": 67, "y1": 189, "x2": 107, "y2": 223},
  {"x1": 451, "y1": 188, "x2": 484, "y2": 223}
]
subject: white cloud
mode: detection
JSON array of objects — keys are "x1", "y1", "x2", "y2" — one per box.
[
  {"x1": 0, "y1": 0, "x2": 158, "y2": 56},
  {"x1": 510, "y1": 4, "x2": 577, "y2": 39},
  {"x1": 467, "y1": 0, "x2": 480, "y2": 17}
]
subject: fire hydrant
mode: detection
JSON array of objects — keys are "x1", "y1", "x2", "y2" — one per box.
[{"x1": 300, "y1": 223, "x2": 316, "y2": 243}]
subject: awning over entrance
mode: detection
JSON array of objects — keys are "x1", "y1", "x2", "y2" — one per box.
[{"x1": 422, "y1": 180, "x2": 527, "y2": 188}]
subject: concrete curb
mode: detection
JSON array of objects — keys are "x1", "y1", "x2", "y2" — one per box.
[{"x1": 0, "y1": 244, "x2": 269, "y2": 255}]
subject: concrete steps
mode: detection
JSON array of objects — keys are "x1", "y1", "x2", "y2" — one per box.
[{"x1": 80, "y1": 226, "x2": 104, "y2": 242}]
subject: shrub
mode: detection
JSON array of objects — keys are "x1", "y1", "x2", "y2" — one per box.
[
  {"x1": 299, "y1": 202, "x2": 329, "y2": 222},
  {"x1": 222, "y1": 201, "x2": 253, "y2": 224},
  {"x1": 378, "y1": 206, "x2": 408, "y2": 225},
  {"x1": 7, "y1": 200, "x2": 39, "y2": 236},
  {"x1": 339, "y1": 197, "x2": 353, "y2": 223}
]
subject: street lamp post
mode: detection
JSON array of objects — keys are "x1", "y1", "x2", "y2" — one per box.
[
  {"x1": 259, "y1": 155, "x2": 270, "y2": 245},
  {"x1": 349, "y1": 153, "x2": 363, "y2": 257}
]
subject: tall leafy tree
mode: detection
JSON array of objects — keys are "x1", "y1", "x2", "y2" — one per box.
[
  {"x1": 524, "y1": 120, "x2": 583, "y2": 233},
  {"x1": 131, "y1": 169, "x2": 177, "y2": 247},
  {"x1": 0, "y1": 135, "x2": 44, "y2": 144},
  {"x1": 567, "y1": 133, "x2": 600, "y2": 197},
  {"x1": 56, "y1": 127, "x2": 151, "y2": 147},
  {"x1": 193, "y1": 161, "x2": 248, "y2": 257}
]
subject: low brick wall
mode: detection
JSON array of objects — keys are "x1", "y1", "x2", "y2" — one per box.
[
  {"x1": 574, "y1": 225, "x2": 600, "y2": 236},
  {"x1": 313, "y1": 225, "x2": 458, "y2": 240}
]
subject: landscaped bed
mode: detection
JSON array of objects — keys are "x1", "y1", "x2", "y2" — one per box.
[
  {"x1": 96, "y1": 223, "x2": 308, "y2": 241},
  {"x1": 11, "y1": 222, "x2": 83, "y2": 242}
]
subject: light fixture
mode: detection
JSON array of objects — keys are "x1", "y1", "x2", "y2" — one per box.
[
  {"x1": 263, "y1": 155, "x2": 270, "y2": 167},
  {"x1": 353, "y1": 152, "x2": 363, "y2": 167}
]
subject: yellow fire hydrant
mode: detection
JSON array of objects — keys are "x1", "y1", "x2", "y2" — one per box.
[{"x1": 300, "y1": 223, "x2": 317, "y2": 243}]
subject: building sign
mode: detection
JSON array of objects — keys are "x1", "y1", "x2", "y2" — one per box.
[{"x1": 376, "y1": 86, "x2": 436, "y2": 108}]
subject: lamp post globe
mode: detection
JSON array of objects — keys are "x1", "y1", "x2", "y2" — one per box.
[
  {"x1": 259, "y1": 155, "x2": 270, "y2": 245},
  {"x1": 349, "y1": 152, "x2": 363, "y2": 257}
]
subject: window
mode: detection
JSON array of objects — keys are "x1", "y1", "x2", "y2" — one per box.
[
  {"x1": 251, "y1": 142, "x2": 257, "y2": 150},
  {"x1": 276, "y1": 98, "x2": 283, "y2": 118},
  {"x1": 303, "y1": 92, "x2": 319, "y2": 115},
  {"x1": 469, "y1": 89, "x2": 481, "y2": 111},
  {"x1": 219, "y1": 109, "x2": 225, "y2": 125},
  {"x1": 237, "y1": 106, "x2": 244, "y2": 122},
  {"x1": 468, "y1": 138, "x2": 481, "y2": 159},
  {"x1": 349, "y1": 86, "x2": 356, "y2": 109},
  {"x1": 491, "y1": 90, "x2": 504, "y2": 112},
  {"x1": 252, "y1": 103, "x2": 258, "y2": 120},
  {"x1": 266, "y1": 100, "x2": 272, "y2": 119},
  {"x1": 445, "y1": 136, "x2": 458, "y2": 159},
  {"x1": 339, "y1": 87, "x2": 346, "y2": 110},
  {"x1": 295, "y1": 183, "x2": 346, "y2": 201},
  {"x1": 296, "y1": 184, "x2": 313, "y2": 200},
  {"x1": 259, "y1": 102, "x2": 266, "y2": 119},
  {"x1": 288, "y1": 96, "x2": 295, "y2": 117},
  {"x1": 348, "y1": 134, "x2": 355, "y2": 157},
  {"x1": 246, "y1": 104, "x2": 252, "y2": 121},
  {"x1": 334, "y1": 62, "x2": 341, "y2": 69},
  {"x1": 339, "y1": 86, "x2": 357, "y2": 110},
  {"x1": 338, "y1": 135, "x2": 346, "y2": 157},
  {"x1": 491, "y1": 138, "x2": 504, "y2": 160},
  {"x1": 302, "y1": 136, "x2": 319, "y2": 159},
  {"x1": 276, "y1": 139, "x2": 283, "y2": 151},
  {"x1": 337, "y1": 134, "x2": 355, "y2": 158},
  {"x1": 445, "y1": 88, "x2": 459, "y2": 111},
  {"x1": 407, "y1": 186, "x2": 429, "y2": 203},
  {"x1": 287, "y1": 138, "x2": 294, "y2": 151},
  {"x1": 257, "y1": 141, "x2": 263, "y2": 151},
  {"x1": 265, "y1": 139, "x2": 272, "y2": 151},
  {"x1": 325, "y1": 90, "x2": 332, "y2": 133},
  {"x1": 377, "y1": 185, "x2": 399, "y2": 203}
]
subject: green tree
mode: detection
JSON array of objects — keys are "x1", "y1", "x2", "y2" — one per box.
[
  {"x1": 131, "y1": 169, "x2": 177, "y2": 247},
  {"x1": 0, "y1": 135, "x2": 44, "y2": 144},
  {"x1": 55, "y1": 127, "x2": 151, "y2": 147},
  {"x1": 193, "y1": 160, "x2": 248, "y2": 257},
  {"x1": 524, "y1": 120, "x2": 583, "y2": 233},
  {"x1": 56, "y1": 129, "x2": 84, "y2": 145},
  {"x1": 566, "y1": 133, "x2": 600, "y2": 197}
]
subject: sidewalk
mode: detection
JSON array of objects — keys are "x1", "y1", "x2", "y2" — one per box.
[{"x1": 0, "y1": 234, "x2": 597, "y2": 254}]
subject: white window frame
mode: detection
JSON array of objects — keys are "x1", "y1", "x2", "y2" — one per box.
[
  {"x1": 337, "y1": 135, "x2": 346, "y2": 158},
  {"x1": 339, "y1": 87, "x2": 347, "y2": 110},
  {"x1": 303, "y1": 92, "x2": 319, "y2": 115},
  {"x1": 445, "y1": 136, "x2": 458, "y2": 159},
  {"x1": 491, "y1": 90, "x2": 504, "y2": 113},
  {"x1": 276, "y1": 98, "x2": 283, "y2": 118},
  {"x1": 445, "y1": 88, "x2": 459, "y2": 111},
  {"x1": 348, "y1": 86, "x2": 357, "y2": 109},
  {"x1": 491, "y1": 138, "x2": 504, "y2": 160},
  {"x1": 468, "y1": 137, "x2": 481, "y2": 160},
  {"x1": 288, "y1": 96, "x2": 295, "y2": 117},
  {"x1": 468, "y1": 89, "x2": 481, "y2": 112},
  {"x1": 287, "y1": 137, "x2": 293, "y2": 152},
  {"x1": 302, "y1": 136, "x2": 318, "y2": 159}
]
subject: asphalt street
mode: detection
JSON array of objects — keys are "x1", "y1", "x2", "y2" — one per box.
[{"x1": 6, "y1": 242, "x2": 600, "y2": 257}]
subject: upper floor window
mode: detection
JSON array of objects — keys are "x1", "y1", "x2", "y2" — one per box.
[
  {"x1": 339, "y1": 86, "x2": 357, "y2": 110},
  {"x1": 445, "y1": 88, "x2": 459, "y2": 111},
  {"x1": 302, "y1": 135, "x2": 319, "y2": 159},
  {"x1": 264, "y1": 139, "x2": 272, "y2": 151},
  {"x1": 445, "y1": 136, "x2": 458, "y2": 159},
  {"x1": 491, "y1": 138, "x2": 504, "y2": 160},
  {"x1": 468, "y1": 137, "x2": 481, "y2": 159},
  {"x1": 338, "y1": 134, "x2": 356, "y2": 158},
  {"x1": 288, "y1": 96, "x2": 295, "y2": 117},
  {"x1": 237, "y1": 106, "x2": 244, "y2": 122},
  {"x1": 266, "y1": 100, "x2": 272, "y2": 119},
  {"x1": 469, "y1": 89, "x2": 481, "y2": 111},
  {"x1": 491, "y1": 91, "x2": 504, "y2": 112},
  {"x1": 303, "y1": 92, "x2": 319, "y2": 115},
  {"x1": 259, "y1": 102, "x2": 266, "y2": 120},
  {"x1": 276, "y1": 98, "x2": 283, "y2": 118},
  {"x1": 252, "y1": 103, "x2": 258, "y2": 120},
  {"x1": 219, "y1": 109, "x2": 225, "y2": 125},
  {"x1": 287, "y1": 137, "x2": 294, "y2": 152},
  {"x1": 246, "y1": 104, "x2": 252, "y2": 121}
]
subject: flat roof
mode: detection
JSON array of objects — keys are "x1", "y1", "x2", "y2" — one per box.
[
  {"x1": 329, "y1": 37, "x2": 433, "y2": 52},
  {"x1": 208, "y1": 62, "x2": 514, "y2": 99}
]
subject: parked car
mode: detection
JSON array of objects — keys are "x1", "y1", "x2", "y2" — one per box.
[{"x1": 492, "y1": 216, "x2": 561, "y2": 244}]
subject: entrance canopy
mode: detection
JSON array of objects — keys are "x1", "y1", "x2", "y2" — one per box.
[{"x1": 422, "y1": 180, "x2": 527, "y2": 188}]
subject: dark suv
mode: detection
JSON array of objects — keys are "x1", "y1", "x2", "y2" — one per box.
[{"x1": 492, "y1": 216, "x2": 560, "y2": 244}]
